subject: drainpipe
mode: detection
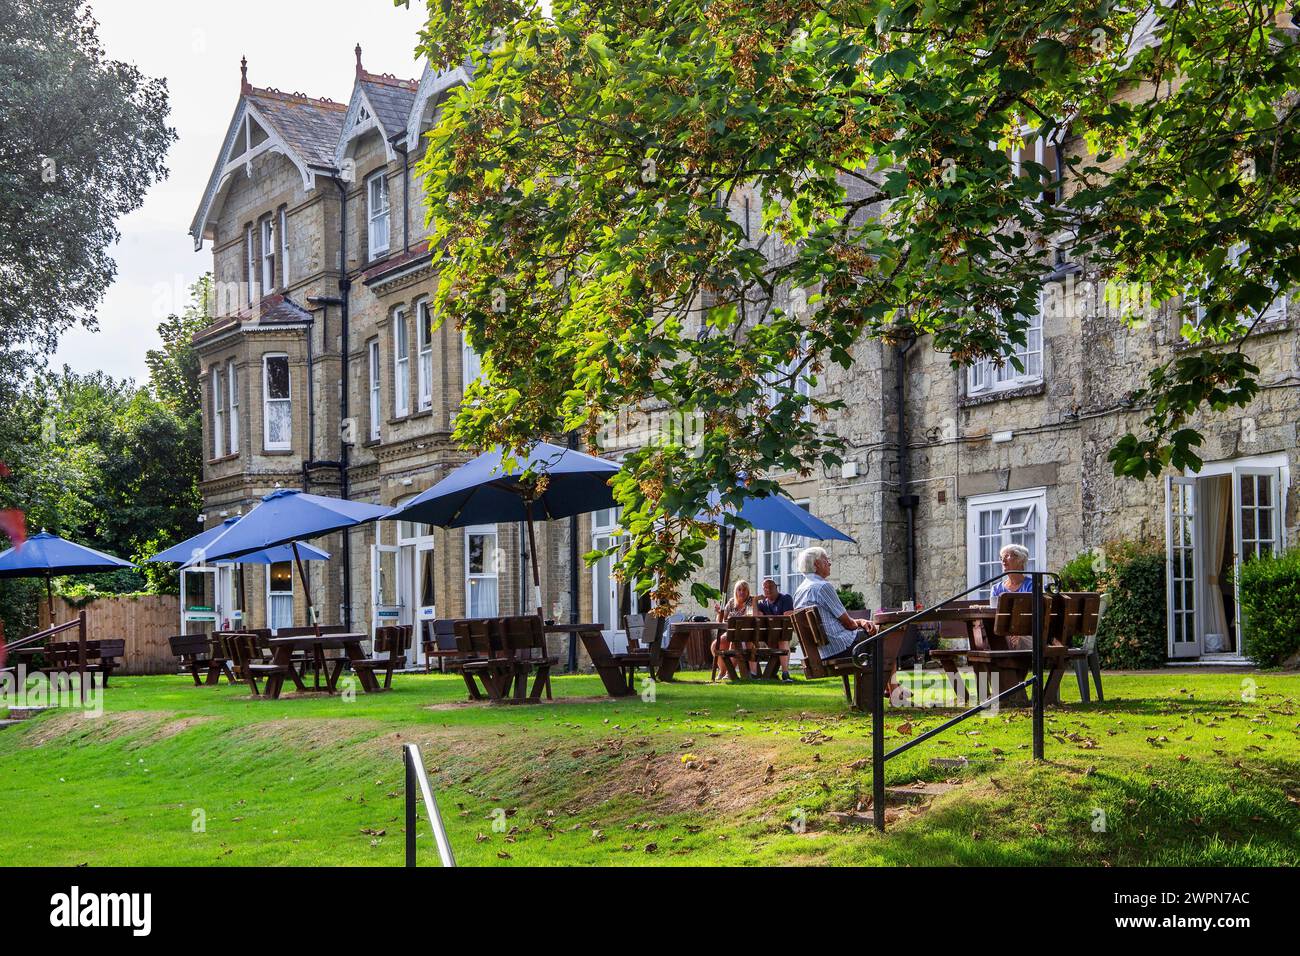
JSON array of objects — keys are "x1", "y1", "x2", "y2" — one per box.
[
  {"x1": 896, "y1": 333, "x2": 919, "y2": 605},
  {"x1": 326, "y1": 176, "x2": 355, "y2": 628}
]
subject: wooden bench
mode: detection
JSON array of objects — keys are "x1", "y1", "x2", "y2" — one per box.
[
  {"x1": 575, "y1": 622, "x2": 661, "y2": 697},
  {"x1": 718, "y1": 615, "x2": 793, "y2": 681},
  {"x1": 421, "y1": 620, "x2": 460, "y2": 673},
  {"x1": 791, "y1": 607, "x2": 904, "y2": 713},
  {"x1": 32, "y1": 639, "x2": 125, "y2": 687},
  {"x1": 1059, "y1": 592, "x2": 1104, "y2": 701},
  {"x1": 966, "y1": 591, "x2": 1069, "y2": 705},
  {"x1": 351, "y1": 625, "x2": 408, "y2": 690},
  {"x1": 225, "y1": 632, "x2": 292, "y2": 698},
  {"x1": 168, "y1": 634, "x2": 235, "y2": 686},
  {"x1": 453, "y1": 616, "x2": 557, "y2": 703}
]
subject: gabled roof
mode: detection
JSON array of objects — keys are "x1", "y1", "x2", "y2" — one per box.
[
  {"x1": 405, "y1": 59, "x2": 475, "y2": 153},
  {"x1": 189, "y1": 58, "x2": 345, "y2": 250},
  {"x1": 336, "y1": 46, "x2": 419, "y2": 166},
  {"x1": 245, "y1": 88, "x2": 347, "y2": 169}
]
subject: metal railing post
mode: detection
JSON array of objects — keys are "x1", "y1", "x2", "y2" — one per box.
[
  {"x1": 404, "y1": 745, "x2": 417, "y2": 867},
  {"x1": 1031, "y1": 573, "x2": 1044, "y2": 761},
  {"x1": 872, "y1": 633, "x2": 885, "y2": 831}
]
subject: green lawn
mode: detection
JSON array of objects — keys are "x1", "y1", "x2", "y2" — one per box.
[{"x1": 1, "y1": 668, "x2": 1297, "y2": 866}]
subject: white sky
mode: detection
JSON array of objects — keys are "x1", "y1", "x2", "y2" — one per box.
[{"x1": 52, "y1": 0, "x2": 429, "y2": 383}]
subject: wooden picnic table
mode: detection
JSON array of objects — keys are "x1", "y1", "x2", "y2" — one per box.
[
  {"x1": 665, "y1": 620, "x2": 725, "y2": 674},
  {"x1": 266, "y1": 632, "x2": 378, "y2": 697},
  {"x1": 872, "y1": 605, "x2": 1067, "y2": 706}
]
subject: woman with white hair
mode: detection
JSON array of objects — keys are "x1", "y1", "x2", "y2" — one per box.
[
  {"x1": 990, "y1": 544, "x2": 1033, "y2": 599},
  {"x1": 990, "y1": 543, "x2": 1034, "y2": 649},
  {"x1": 792, "y1": 546, "x2": 876, "y2": 661}
]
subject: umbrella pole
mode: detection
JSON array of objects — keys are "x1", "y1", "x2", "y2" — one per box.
[
  {"x1": 721, "y1": 526, "x2": 738, "y2": 597},
  {"x1": 46, "y1": 574, "x2": 54, "y2": 625},
  {"x1": 292, "y1": 542, "x2": 317, "y2": 633},
  {"x1": 526, "y1": 510, "x2": 543, "y2": 618}
]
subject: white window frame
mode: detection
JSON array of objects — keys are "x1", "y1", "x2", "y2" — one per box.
[
  {"x1": 367, "y1": 170, "x2": 391, "y2": 259},
  {"x1": 760, "y1": 344, "x2": 812, "y2": 418},
  {"x1": 417, "y1": 299, "x2": 434, "y2": 411},
  {"x1": 759, "y1": 499, "x2": 811, "y2": 599},
  {"x1": 393, "y1": 309, "x2": 410, "y2": 417},
  {"x1": 965, "y1": 487, "x2": 1047, "y2": 599},
  {"x1": 260, "y1": 216, "x2": 276, "y2": 292},
  {"x1": 967, "y1": 294, "x2": 1045, "y2": 396},
  {"x1": 278, "y1": 207, "x2": 290, "y2": 287},
  {"x1": 367, "y1": 338, "x2": 381, "y2": 441},
  {"x1": 261, "y1": 353, "x2": 292, "y2": 452},
  {"x1": 245, "y1": 225, "x2": 255, "y2": 305},
  {"x1": 591, "y1": 508, "x2": 625, "y2": 638},
  {"x1": 464, "y1": 523, "x2": 500, "y2": 618},
  {"x1": 461, "y1": 330, "x2": 481, "y2": 394},
  {"x1": 1192, "y1": 243, "x2": 1289, "y2": 329},
  {"x1": 266, "y1": 560, "x2": 294, "y2": 632},
  {"x1": 227, "y1": 359, "x2": 239, "y2": 455},
  {"x1": 211, "y1": 367, "x2": 225, "y2": 459}
]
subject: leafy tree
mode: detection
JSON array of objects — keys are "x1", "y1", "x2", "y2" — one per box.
[
  {"x1": 412, "y1": 1, "x2": 1300, "y2": 607},
  {"x1": 0, "y1": 0, "x2": 174, "y2": 394}
]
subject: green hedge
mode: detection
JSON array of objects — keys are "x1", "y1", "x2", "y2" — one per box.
[
  {"x1": 1057, "y1": 549, "x2": 1102, "y2": 592},
  {"x1": 1237, "y1": 547, "x2": 1300, "y2": 667},
  {"x1": 1094, "y1": 541, "x2": 1168, "y2": 669}
]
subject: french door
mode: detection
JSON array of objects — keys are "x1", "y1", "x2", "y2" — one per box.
[
  {"x1": 371, "y1": 544, "x2": 401, "y2": 639},
  {"x1": 1165, "y1": 477, "x2": 1201, "y2": 658}
]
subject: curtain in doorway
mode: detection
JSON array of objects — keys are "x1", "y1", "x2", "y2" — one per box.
[{"x1": 1199, "y1": 476, "x2": 1231, "y2": 650}]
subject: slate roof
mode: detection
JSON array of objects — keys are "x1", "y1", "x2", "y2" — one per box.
[
  {"x1": 259, "y1": 294, "x2": 314, "y2": 325},
  {"x1": 245, "y1": 87, "x2": 347, "y2": 169},
  {"x1": 357, "y1": 72, "x2": 418, "y2": 143}
]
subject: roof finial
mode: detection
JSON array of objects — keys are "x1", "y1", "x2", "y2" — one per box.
[
  {"x1": 355, "y1": 43, "x2": 363, "y2": 77},
  {"x1": 240, "y1": 55, "x2": 249, "y2": 92}
]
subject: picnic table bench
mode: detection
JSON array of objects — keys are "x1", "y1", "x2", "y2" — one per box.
[
  {"x1": 791, "y1": 607, "x2": 903, "y2": 714},
  {"x1": 11, "y1": 639, "x2": 125, "y2": 687},
  {"x1": 716, "y1": 615, "x2": 793, "y2": 681},
  {"x1": 168, "y1": 634, "x2": 235, "y2": 686},
  {"x1": 451, "y1": 616, "x2": 557, "y2": 704}
]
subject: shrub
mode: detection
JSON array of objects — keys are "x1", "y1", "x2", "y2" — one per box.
[
  {"x1": 1094, "y1": 540, "x2": 1168, "y2": 669},
  {"x1": 1057, "y1": 549, "x2": 1101, "y2": 592},
  {"x1": 836, "y1": 585, "x2": 865, "y2": 610},
  {"x1": 1236, "y1": 547, "x2": 1300, "y2": 667}
]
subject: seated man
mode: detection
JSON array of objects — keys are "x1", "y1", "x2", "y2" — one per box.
[
  {"x1": 757, "y1": 577, "x2": 795, "y2": 681},
  {"x1": 792, "y1": 547, "x2": 876, "y2": 661}
]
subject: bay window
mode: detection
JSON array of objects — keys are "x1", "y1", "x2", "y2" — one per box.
[{"x1": 262, "y1": 354, "x2": 292, "y2": 451}]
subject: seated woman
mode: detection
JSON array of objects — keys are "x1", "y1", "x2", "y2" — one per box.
[
  {"x1": 712, "y1": 579, "x2": 758, "y2": 679},
  {"x1": 990, "y1": 543, "x2": 1034, "y2": 649}
]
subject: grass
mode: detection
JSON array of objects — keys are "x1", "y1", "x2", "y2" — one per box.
[{"x1": 0, "y1": 668, "x2": 1297, "y2": 866}]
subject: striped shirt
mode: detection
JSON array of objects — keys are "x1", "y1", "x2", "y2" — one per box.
[{"x1": 792, "y1": 573, "x2": 856, "y2": 659}]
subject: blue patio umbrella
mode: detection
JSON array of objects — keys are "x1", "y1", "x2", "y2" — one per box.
[
  {"x1": 146, "y1": 518, "x2": 330, "y2": 567},
  {"x1": 198, "y1": 489, "x2": 389, "y2": 625},
  {"x1": 385, "y1": 441, "x2": 619, "y2": 614},
  {"x1": 697, "y1": 487, "x2": 855, "y2": 593},
  {"x1": 0, "y1": 530, "x2": 136, "y2": 618}
]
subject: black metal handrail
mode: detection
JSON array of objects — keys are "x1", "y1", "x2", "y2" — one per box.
[
  {"x1": 849, "y1": 570, "x2": 1060, "y2": 830},
  {"x1": 4, "y1": 615, "x2": 81, "y2": 654}
]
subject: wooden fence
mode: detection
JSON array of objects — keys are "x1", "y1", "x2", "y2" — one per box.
[{"x1": 37, "y1": 595, "x2": 179, "y2": 675}]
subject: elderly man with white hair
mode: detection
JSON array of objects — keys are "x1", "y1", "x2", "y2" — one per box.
[{"x1": 792, "y1": 546, "x2": 876, "y2": 661}]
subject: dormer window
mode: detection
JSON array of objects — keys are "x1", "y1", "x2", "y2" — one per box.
[{"x1": 367, "y1": 171, "x2": 390, "y2": 259}]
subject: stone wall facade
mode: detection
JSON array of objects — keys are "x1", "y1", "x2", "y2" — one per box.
[{"x1": 190, "y1": 54, "x2": 1298, "y2": 664}]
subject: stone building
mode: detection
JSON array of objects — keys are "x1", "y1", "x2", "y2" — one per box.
[{"x1": 189, "y1": 49, "x2": 1296, "y2": 665}]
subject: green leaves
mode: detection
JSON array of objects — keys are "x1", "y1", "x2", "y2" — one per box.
[{"x1": 412, "y1": 0, "x2": 1300, "y2": 610}]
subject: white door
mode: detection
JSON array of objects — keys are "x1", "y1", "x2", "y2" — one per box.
[
  {"x1": 592, "y1": 509, "x2": 627, "y2": 652},
  {"x1": 371, "y1": 544, "x2": 401, "y2": 639},
  {"x1": 180, "y1": 566, "x2": 220, "y2": 637},
  {"x1": 1165, "y1": 477, "x2": 1201, "y2": 658},
  {"x1": 1232, "y1": 467, "x2": 1282, "y2": 651},
  {"x1": 410, "y1": 541, "x2": 436, "y2": 668}
]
